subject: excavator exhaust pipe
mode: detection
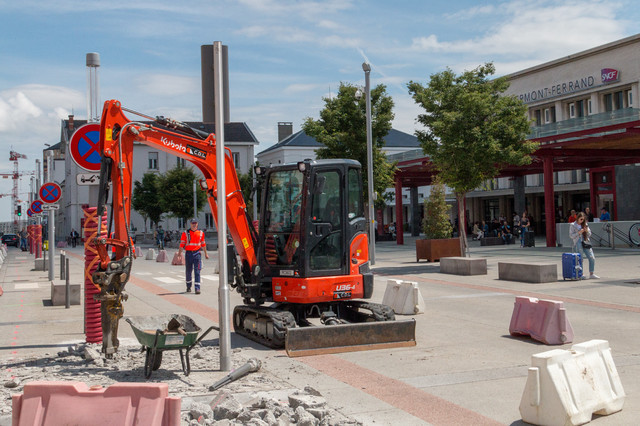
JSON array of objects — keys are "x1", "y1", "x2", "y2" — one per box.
[{"x1": 285, "y1": 319, "x2": 416, "y2": 357}]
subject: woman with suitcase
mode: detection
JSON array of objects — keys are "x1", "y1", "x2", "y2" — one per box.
[{"x1": 569, "y1": 212, "x2": 599, "y2": 279}]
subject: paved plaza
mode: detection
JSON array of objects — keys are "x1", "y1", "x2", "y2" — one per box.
[{"x1": 1, "y1": 235, "x2": 640, "y2": 425}]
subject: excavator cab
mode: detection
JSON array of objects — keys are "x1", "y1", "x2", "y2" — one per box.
[{"x1": 249, "y1": 159, "x2": 371, "y2": 305}]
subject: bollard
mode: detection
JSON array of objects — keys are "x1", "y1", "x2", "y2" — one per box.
[
  {"x1": 60, "y1": 251, "x2": 66, "y2": 280},
  {"x1": 65, "y1": 257, "x2": 70, "y2": 309}
]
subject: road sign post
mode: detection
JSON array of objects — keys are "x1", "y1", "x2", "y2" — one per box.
[{"x1": 69, "y1": 124, "x2": 102, "y2": 172}]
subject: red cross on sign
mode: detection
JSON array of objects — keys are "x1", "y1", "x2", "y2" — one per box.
[
  {"x1": 69, "y1": 123, "x2": 102, "y2": 172},
  {"x1": 39, "y1": 182, "x2": 62, "y2": 204}
]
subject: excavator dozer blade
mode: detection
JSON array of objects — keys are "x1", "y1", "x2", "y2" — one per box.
[{"x1": 285, "y1": 319, "x2": 416, "y2": 357}]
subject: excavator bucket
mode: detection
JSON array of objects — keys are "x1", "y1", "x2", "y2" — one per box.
[{"x1": 285, "y1": 319, "x2": 416, "y2": 357}]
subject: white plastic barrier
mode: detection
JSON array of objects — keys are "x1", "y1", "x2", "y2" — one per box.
[
  {"x1": 382, "y1": 279, "x2": 425, "y2": 315},
  {"x1": 520, "y1": 339, "x2": 625, "y2": 426},
  {"x1": 145, "y1": 249, "x2": 157, "y2": 260}
]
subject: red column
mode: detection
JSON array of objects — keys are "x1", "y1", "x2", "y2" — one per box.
[
  {"x1": 34, "y1": 225, "x2": 42, "y2": 259},
  {"x1": 395, "y1": 177, "x2": 404, "y2": 245},
  {"x1": 543, "y1": 157, "x2": 556, "y2": 247}
]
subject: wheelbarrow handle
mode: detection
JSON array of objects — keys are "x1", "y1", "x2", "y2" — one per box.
[
  {"x1": 193, "y1": 325, "x2": 220, "y2": 347},
  {"x1": 152, "y1": 328, "x2": 164, "y2": 349}
]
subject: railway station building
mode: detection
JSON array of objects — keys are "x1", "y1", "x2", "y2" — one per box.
[{"x1": 392, "y1": 33, "x2": 640, "y2": 246}]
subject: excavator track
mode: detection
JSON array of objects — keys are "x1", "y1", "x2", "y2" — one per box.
[
  {"x1": 232, "y1": 305, "x2": 297, "y2": 349},
  {"x1": 233, "y1": 301, "x2": 416, "y2": 357}
]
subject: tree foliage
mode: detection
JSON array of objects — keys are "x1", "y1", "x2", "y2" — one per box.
[
  {"x1": 132, "y1": 172, "x2": 163, "y2": 230},
  {"x1": 422, "y1": 178, "x2": 452, "y2": 239},
  {"x1": 157, "y1": 165, "x2": 207, "y2": 222},
  {"x1": 408, "y1": 63, "x2": 535, "y2": 252},
  {"x1": 302, "y1": 82, "x2": 396, "y2": 209}
]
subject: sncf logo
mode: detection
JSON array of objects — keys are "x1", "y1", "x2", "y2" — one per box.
[{"x1": 601, "y1": 68, "x2": 619, "y2": 83}]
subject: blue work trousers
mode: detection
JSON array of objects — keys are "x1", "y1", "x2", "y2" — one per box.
[{"x1": 185, "y1": 250, "x2": 202, "y2": 291}]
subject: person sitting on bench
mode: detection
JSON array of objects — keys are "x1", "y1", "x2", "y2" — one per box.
[{"x1": 500, "y1": 221, "x2": 513, "y2": 244}]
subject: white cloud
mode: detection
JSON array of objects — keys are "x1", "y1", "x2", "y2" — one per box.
[{"x1": 410, "y1": 0, "x2": 628, "y2": 62}]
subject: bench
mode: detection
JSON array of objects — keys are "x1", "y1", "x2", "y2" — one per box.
[
  {"x1": 440, "y1": 257, "x2": 487, "y2": 275},
  {"x1": 481, "y1": 237, "x2": 503, "y2": 246},
  {"x1": 498, "y1": 262, "x2": 558, "y2": 283}
]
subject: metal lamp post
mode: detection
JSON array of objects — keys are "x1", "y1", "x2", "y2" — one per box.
[{"x1": 362, "y1": 62, "x2": 375, "y2": 265}]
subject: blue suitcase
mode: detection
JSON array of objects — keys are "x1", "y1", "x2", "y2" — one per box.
[{"x1": 562, "y1": 253, "x2": 583, "y2": 280}]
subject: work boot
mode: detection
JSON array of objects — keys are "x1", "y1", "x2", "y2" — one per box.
[
  {"x1": 186, "y1": 287, "x2": 192, "y2": 293},
  {"x1": 195, "y1": 289, "x2": 201, "y2": 294}
]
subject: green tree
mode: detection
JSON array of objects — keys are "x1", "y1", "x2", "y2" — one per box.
[
  {"x1": 422, "y1": 178, "x2": 453, "y2": 239},
  {"x1": 158, "y1": 165, "x2": 208, "y2": 223},
  {"x1": 302, "y1": 82, "x2": 396, "y2": 211},
  {"x1": 132, "y1": 172, "x2": 163, "y2": 231},
  {"x1": 408, "y1": 63, "x2": 536, "y2": 253},
  {"x1": 237, "y1": 169, "x2": 255, "y2": 221}
]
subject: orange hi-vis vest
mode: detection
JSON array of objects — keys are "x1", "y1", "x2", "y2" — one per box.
[{"x1": 180, "y1": 229, "x2": 206, "y2": 251}]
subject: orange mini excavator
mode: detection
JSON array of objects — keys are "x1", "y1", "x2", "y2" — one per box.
[{"x1": 92, "y1": 100, "x2": 415, "y2": 356}]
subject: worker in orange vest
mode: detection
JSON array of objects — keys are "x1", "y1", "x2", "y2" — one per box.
[{"x1": 178, "y1": 218, "x2": 209, "y2": 294}]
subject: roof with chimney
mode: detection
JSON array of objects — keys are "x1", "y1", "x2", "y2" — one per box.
[
  {"x1": 60, "y1": 118, "x2": 258, "y2": 146},
  {"x1": 257, "y1": 128, "x2": 419, "y2": 155}
]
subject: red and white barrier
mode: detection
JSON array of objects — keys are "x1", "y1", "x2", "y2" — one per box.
[
  {"x1": 509, "y1": 296, "x2": 573, "y2": 345},
  {"x1": 171, "y1": 252, "x2": 185, "y2": 265},
  {"x1": 520, "y1": 340, "x2": 625, "y2": 426},
  {"x1": 12, "y1": 381, "x2": 180, "y2": 426},
  {"x1": 156, "y1": 250, "x2": 169, "y2": 263}
]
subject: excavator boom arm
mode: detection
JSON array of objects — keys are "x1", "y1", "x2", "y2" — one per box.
[{"x1": 96, "y1": 99, "x2": 257, "y2": 281}]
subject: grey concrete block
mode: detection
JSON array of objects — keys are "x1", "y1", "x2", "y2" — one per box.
[
  {"x1": 50, "y1": 280, "x2": 81, "y2": 306},
  {"x1": 35, "y1": 258, "x2": 48, "y2": 271},
  {"x1": 498, "y1": 262, "x2": 557, "y2": 283},
  {"x1": 440, "y1": 257, "x2": 487, "y2": 276}
]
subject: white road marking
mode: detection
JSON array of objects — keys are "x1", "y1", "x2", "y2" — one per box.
[
  {"x1": 155, "y1": 277, "x2": 182, "y2": 284},
  {"x1": 14, "y1": 283, "x2": 39, "y2": 289}
]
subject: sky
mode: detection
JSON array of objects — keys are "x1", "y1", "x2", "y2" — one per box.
[{"x1": 0, "y1": 0, "x2": 638, "y2": 222}]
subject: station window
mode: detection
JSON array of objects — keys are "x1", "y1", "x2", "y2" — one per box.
[
  {"x1": 534, "y1": 109, "x2": 542, "y2": 126},
  {"x1": 148, "y1": 152, "x2": 159, "y2": 170},
  {"x1": 232, "y1": 152, "x2": 240, "y2": 169},
  {"x1": 544, "y1": 109, "x2": 551, "y2": 124},
  {"x1": 603, "y1": 93, "x2": 613, "y2": 112},
  {"x1": 628, "y1": 90, "x2": 633, "y2": 107},
  {"x1": 568, "y1": 103, "x2": 576, "y2": 119},
  {"x1": 614, "y1": 91, "x2": 624, "y2": 109},
  {"x1": 588, "y1": 99, "x2": 592, "y2": 115}
]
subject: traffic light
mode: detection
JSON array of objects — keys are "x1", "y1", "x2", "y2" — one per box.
[{"x1": 17, "y1": 206, "x2": 21, "y2": 216}]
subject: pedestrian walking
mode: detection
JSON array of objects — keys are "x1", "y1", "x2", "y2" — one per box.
[
  {"x1": 569, "y1": 212, "x2": 599, "y2": 279},
  {"x1": 178, "y1": 218, "x2": 209, "y2": 294}
]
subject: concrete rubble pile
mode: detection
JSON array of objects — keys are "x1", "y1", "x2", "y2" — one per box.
[{"x1": 1, "y1": 342, "x2": 362, "y2": 426}]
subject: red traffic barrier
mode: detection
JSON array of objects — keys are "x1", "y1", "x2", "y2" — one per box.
[
  {"x1": 509, "y1": 296, "x2": 574, "y2": 345},
  {"x1": 12, "y1": 381, "x2": 180, "y2": 426}
]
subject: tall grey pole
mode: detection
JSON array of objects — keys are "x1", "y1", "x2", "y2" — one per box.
[
  {"x1": 193, "y1": 179, "x2": 197, "y2": 220},
  {"x1": 363, "y1": 63, "x2": 375, "y2": 265},
  {"x1": 47, "y1": 152, "x2": 55, "y2": 280},
  {"x1": 214, "y1": 41, "x2": 231, "y2": 371}
]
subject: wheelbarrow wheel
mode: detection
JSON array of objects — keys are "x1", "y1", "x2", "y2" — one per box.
[{"x1": 144, "y1": 348, "x2": 163, "y2": 378}]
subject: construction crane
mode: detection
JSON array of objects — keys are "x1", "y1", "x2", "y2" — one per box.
[{"x1": 0, "y1": 150, "x2": 29, "y2": 226}]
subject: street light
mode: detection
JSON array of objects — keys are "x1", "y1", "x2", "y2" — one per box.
[{"x1": 362, "y1": 62, "x2": 375, "y2": 265}]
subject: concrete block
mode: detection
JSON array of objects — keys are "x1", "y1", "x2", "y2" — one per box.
[
  {"x1": 520, "y1": 340, "x2": 625, "y2": 425},
  {"x1": 480, "y1": 237, "x2": 503, "y2": 246},
  {"x1": 382, "y1": 279, "x2": 425, "y2": 315},
  {"x1": 171, "y1": 252, "x2": 185, "y2": 265},
  {"x1": 12, "y1": 382, "x2": 181, "y2": 426},
  {"x1": 509, "y1": 296, "x2": 573, "y2": 345},
  {"x1": 35, "y1": 258, "x2": 48, "y2": 271},
  {"x1": 440, "y1": 257, "x2": 487, "y2": 275},
  {"x1": 50, "y1": 280, "x2": 81, "y2": 306},
  {"x1": 156, "y1": 250, "x2": 169, "y2": 262},
  {"x1": 498, "y1": 262, "x2": 557, "y2": 283},
  {"x1": 145, "y1": 249, "x2": 156, "y2": 260}
]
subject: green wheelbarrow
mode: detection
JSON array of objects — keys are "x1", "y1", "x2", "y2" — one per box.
[{"x1": 125, "y1": 314, "x2": 219, "y2": 379}]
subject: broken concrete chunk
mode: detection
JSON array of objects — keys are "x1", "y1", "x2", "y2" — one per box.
[
  {"x1": 294, "y1": 406, "x2": 319, "y2": 426},
  {"x1": 4, "y1": 378, "x2": 20, "y2": 389},
  {"x1": 288, "y1": 393, "x2": 327, "y2": 410},
  {"x1": 189, "y1": 402, "x2": 214, "y2": 421},
  {"x1": 211, "y1": 391, "x2": 243, "y2": 420},
  {"x1": 304, "y1": 386, "x2": 322, "y2": 396},
  {"x1": 83, "y1": 347, "x2": 101, "y2": 362}
]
